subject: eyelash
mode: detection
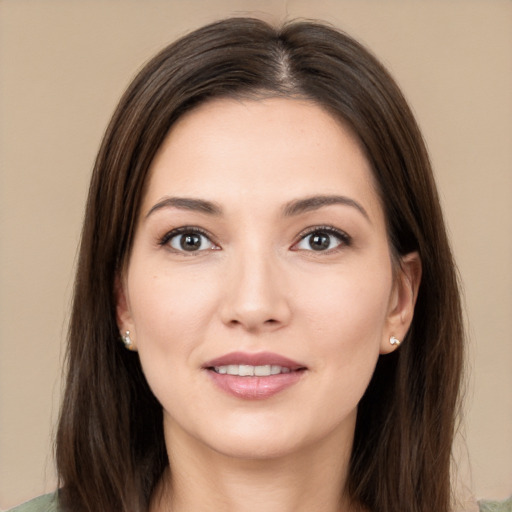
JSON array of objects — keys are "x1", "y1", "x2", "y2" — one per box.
[
  {"x1": 292, "y1": 225, "x2": 352, "y2": 253},
  {"x1": 158, "y1": 225, "x2": 352, "y2": 254},
  {"x1": 158, "y1": 226, "x2": 218, "y2": 254}
]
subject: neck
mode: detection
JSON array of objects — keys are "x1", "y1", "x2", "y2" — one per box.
[{"x1": 151, "y1": 418, "x2": 357, "y2": 512}]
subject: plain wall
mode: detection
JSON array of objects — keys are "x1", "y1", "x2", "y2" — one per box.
[{"x1": 1, "y1": 0, "x2": 511, "y2": 508}]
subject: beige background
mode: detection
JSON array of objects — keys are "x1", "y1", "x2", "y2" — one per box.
[{"x1": 0, "y1": 0, "x2": 511, "y2": 508}]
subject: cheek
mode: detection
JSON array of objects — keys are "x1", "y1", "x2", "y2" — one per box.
[
  {"x1": 294, "y1": 274, "x2": 389, "y2": 427},
  {"x1": 298, "y1": 261, "x2": 392, "y2": 376},
  {"x1": 126, "y1": 263, "x2": 220, "y2": 358},
  {"x1": 126, "y1": 264, "x2": 223, "y2": 412},
  {"x1": 303, "y1": 263, "x2": 391, "y2": 332}
]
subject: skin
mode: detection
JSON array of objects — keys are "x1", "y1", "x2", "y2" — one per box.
[{"x1": 117, "y1": 97, "x2": 421, "y2": 512}]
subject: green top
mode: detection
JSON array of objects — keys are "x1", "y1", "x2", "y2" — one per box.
[
  {"x1": 7, "y1": 492, "x2": 512, "y2": 511},
  {"x1": 6, "y1": 494, "x2": 60, "y2": 512},
  {"x1": 479, "y1": 497, "x2": 512, "y2": 512}
]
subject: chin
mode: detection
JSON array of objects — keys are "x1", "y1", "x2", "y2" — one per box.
[
  {"x1": 196, "y1": 410, "x2": 350, "y2": 462},
  {"x1": 166, "y1": 409, "x2": 310, "y2": 461},
  {"x1": 208, "y1": 429, "x2": 307, "y2": 461}
]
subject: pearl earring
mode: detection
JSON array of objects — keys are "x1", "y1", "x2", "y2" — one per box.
[
  {"x1": 122, "y1": 330, "x2": 135, "y2": 350},
  {"x1": 389, "y1": 335, "x2": 401, "y2": 346}
]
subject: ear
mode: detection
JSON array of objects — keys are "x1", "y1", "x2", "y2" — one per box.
[
  {"x1": 380, "y1": 252, "x2": 422, "y2": 354},
  {"x1": 114, "y1": 273, "x2": 137, "y2": 351}
]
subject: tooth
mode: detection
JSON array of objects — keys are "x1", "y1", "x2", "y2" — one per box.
[
  {"x1": 254, "y1": 365, "x2": 271, "y2": 376},
  {"x1": 227, "y1": 365, "x2": 239, "y2": 375},
  {"x1": 239, "y1": 365, "x2": 254, "y2": 376},
  {"x1": 213, "y1": 364, "x2": 294, "y2": 376}
]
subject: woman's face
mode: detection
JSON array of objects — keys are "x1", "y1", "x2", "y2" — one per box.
[{"x1": 117, "y1": 98, "x2": 418, "y2": 460}]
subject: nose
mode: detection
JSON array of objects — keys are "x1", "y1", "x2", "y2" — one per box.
[{"x1": 219, "y1": 248, "x2": 292, "y2": 333}]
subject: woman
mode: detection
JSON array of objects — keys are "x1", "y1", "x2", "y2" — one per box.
[{"x1": 9, "y1": 17, "x2": 508, "y2": 512}]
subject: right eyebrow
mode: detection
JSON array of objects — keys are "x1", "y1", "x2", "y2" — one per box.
[
  {"x1": 282, "y1": 194, "x2": 371, "y2": 223},
  {"x1": 145, "y1": 196, "x2": 223, "y2": 218}
]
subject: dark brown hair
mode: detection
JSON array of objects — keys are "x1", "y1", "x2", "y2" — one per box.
[{"x1": 56, "y1": 17, "x2": 464, "y2": 512}]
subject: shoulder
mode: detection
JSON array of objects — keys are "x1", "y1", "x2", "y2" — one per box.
[
  {"x1": 479, "y1": 496, "x2": 512, "y2": 512},
  {"x1": 5, "y1": 493, "x2": 61, "y2": 512}
]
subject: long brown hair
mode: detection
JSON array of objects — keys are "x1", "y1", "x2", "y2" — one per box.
[{"x1": 56, "y1": 17, "x2": 464, "y2": 512}]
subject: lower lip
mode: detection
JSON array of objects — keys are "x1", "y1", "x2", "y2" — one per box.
[{"x1": 206, "y1": 370, "x2": 305, "y2": 400}]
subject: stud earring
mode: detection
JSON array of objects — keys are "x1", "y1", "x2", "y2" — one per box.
[
  {"x1": 389, "y1": 335, "x2": 401, "y2": 346},
  {"x1": 122, "y1": 330, "x2": 135, "y2": 351}
]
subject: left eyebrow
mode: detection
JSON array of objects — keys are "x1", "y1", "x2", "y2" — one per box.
[
  {"x1": 282, "y1": 195, "x2": 371, "y2": 223},
  {"x1": 145, "y1": 196, "x2": 223, "y2": 219}
]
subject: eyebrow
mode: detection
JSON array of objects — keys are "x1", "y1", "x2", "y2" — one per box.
[
  {"x1": 145, "y1": 197, "x2": 222, "y2": 218},
  {"x1": 283, "y1": 195, "x2": 370, "y2": 222},
  {"x1": 145, "y1": 194, "x2": 370, "y2": 222}
]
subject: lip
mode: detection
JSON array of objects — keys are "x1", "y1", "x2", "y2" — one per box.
[
  {"x1": 203, "y1": 351, "x2": 306, "y2": 370},
  {"x1": 203, "y1": 351, "x2": 307, "y2": 400}
]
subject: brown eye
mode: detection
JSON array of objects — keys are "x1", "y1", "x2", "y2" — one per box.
[
  {"x1": 167, "y1": 230, "x2": 214, "y2": 252},
  {"x1": 308, "y1": 232, "x2": 332, "y2": 251},
  {"x1": 180, "y1": 233, "x2": 203, "y2": 251},
  {"x1": 294, "y1": 227, "x2": 350, "y2": 252}
]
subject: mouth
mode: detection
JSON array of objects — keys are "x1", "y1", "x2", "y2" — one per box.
[
  {"x1": 203, "y1": 352, "x2": 307, "y2": 400},
  {"x1": 211, "y1": 364, "x2": 297, "y2": 376}
]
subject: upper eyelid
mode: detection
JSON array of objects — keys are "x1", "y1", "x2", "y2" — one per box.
[
  {"x1": 291, "y1": 226, "x2": 352, "y2": 251},
  {"x1": 158, "y1": 224, "x2": 351, "y2": 248},
  {"x1": 296, "y1": 225, "x2": 350, "y2": 240},
  {"x1": 159, "y1": 226, "x2": 216, "y2": 246}
]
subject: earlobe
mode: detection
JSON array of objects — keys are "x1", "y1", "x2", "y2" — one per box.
[
  {"x1": 114, "y1": 274, "x2": 137, "y2": 350},
  {"x1": 121, "y1": 330, "x2": 136, "y2": 351},
  {"x1": 381, "y1": 251, "x2": 422, "y2": 354}
]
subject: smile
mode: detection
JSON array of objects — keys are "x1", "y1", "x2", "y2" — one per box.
[
  {"x1": 204, "y1": 352, "x2": 307, "y2": 400},
  {"x1": 213, "y1": 365, "x2": 292, "y2": 376}
]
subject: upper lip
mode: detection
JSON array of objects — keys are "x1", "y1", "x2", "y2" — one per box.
[{"x1": 203, "y1": 351, "x2": 307, "y2": 371}]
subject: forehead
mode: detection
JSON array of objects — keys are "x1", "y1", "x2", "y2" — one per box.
[{"x1": 143, "y1": 97, "x2": 382, "y2": 222}]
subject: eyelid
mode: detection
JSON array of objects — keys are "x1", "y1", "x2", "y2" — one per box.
[
  {"x1": 159, "y1": 226, "x2": 219, "y2": 252},
  {"x1": 291, "y1": 225, "x2": 352, "y2": 251},
  {"x1": 158, "y1": 224, "x2": 350, "y2": 253}
]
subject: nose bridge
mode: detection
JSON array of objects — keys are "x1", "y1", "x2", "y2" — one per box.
[{"x1": 221, "y1": 238, "x2": 290, "y2": 330}]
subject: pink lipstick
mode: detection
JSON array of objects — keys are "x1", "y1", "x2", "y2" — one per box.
[{"x1": 203, "y1": 351, "x2": 307, "y2": 400}]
